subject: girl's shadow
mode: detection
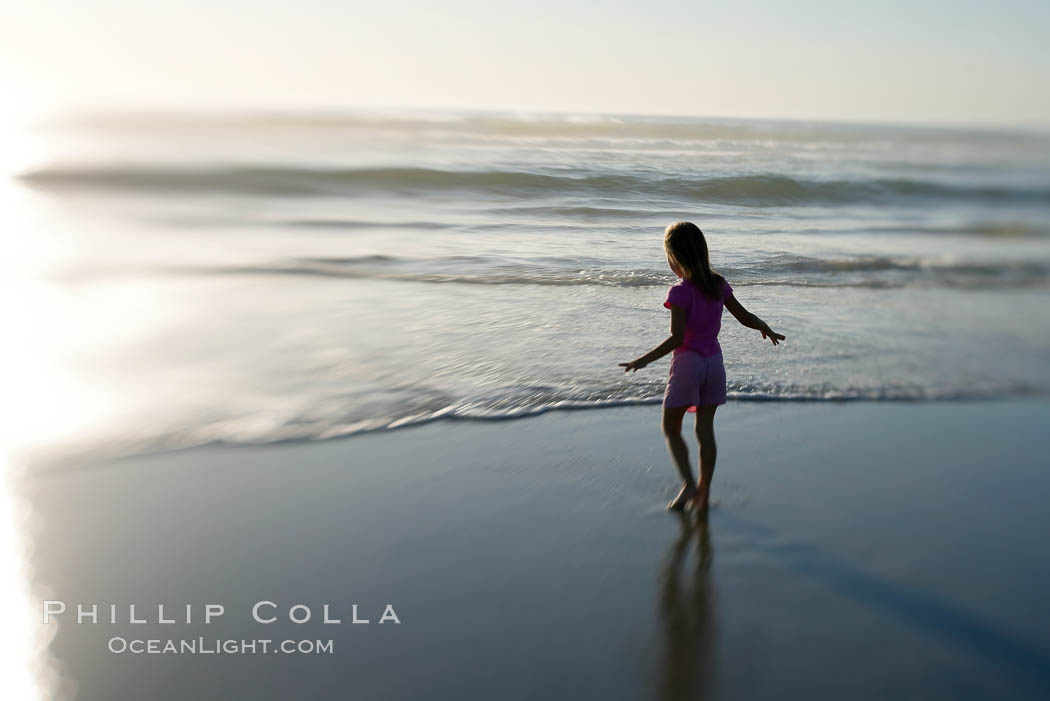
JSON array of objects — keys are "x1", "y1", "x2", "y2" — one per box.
[{"x1": 658, "y1": 512, "x2": 716, "y2": 701}]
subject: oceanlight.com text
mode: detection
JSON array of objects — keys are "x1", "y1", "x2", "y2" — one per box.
[{"x1": 107, "y1": 637, "x2": 335, "y2": 655}]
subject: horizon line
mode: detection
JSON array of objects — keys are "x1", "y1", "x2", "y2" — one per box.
[{"x1": 25, "y1": 99, "x2": 1050, "y2": 137}]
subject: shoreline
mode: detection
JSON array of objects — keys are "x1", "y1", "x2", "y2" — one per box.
[{"x1": 23, "y1": 393, "x2": 1045, "y2": 477}]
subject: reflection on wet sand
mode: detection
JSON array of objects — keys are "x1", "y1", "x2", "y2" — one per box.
[{"x1": 658, "y1": 513, "x2": 715, "y2": 701}]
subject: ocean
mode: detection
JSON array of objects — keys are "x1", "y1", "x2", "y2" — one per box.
[{"x1": 8, "y1": 109, "x2": 1050, "y2": 464}]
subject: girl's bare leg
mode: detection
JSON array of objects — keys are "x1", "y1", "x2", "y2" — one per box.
[
  {"x1": 694, "y1": 405, "x2": 718, "y2": 511},
  {"x1": 662, "y1": 406, "x2": 697, "y2": 510}
]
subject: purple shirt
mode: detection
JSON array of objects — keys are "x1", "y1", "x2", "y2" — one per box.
[{"x1": 663, "y1": 277, "x2": 733, "y2": 357}]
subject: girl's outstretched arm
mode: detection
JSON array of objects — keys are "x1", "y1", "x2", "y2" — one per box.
[
  {"x1": 725, "y1": 295, "x2": 785, "y2": 345},
  {"x1": 619, "y1": 304, "x2": 687, "y2": 372}
]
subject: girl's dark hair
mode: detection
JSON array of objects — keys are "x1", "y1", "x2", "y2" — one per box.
[{"x1": 664, "y1": 221, "x2": 725, "y2": 299}]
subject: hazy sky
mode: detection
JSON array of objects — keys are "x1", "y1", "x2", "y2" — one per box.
[{"x1": 3, "y1": 0, "x2": 1049, "y2": 127}]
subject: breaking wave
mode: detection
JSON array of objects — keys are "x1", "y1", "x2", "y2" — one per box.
[
  {"x1": 20, "y1": 165, "x2": 1050, "y2": 206},
  {"x1": 71, "y1": 253, "x2": 1047, "y2": 290}
]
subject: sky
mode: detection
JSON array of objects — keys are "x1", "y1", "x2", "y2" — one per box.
[{"x1": 2, "y1": 0, "x2": 1049, "y2": 128}]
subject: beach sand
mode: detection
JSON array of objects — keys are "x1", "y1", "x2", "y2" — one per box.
[{"x1": 19, "y1": 400, "x2": 1050, "y2": 700}]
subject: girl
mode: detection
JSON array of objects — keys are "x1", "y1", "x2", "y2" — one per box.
[{"x1": 620, "y1": 222, "x2": 785, "y2": 512}]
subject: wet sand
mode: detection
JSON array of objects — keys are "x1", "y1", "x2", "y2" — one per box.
[{"x1": 20, "y1": 400, "x2": 1050, "y2": 700}]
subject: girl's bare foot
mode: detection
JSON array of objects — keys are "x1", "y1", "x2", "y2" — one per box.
[
  {"x1": 694, "y1": 486, "x2": 710, "y2": 513},
  {"x1": 667, "y1": 484, "x2": 698, "y2": 511}
]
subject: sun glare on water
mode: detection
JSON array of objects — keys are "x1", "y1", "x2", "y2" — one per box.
[{"x1": 1, "y1": 97, "x2": 64, "y2": 701}]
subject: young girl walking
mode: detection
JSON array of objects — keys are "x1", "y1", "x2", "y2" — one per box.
[{"x1": 620, "y1": 222, "x2": 785, "y2": 513}]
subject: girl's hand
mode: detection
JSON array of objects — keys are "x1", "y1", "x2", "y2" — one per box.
[
  {"x1": 761, "y1": 325, "x2": 786, "y2": 345},
  {"x1": 619, "y1": 359, "x2": 647, "y2": 373}
]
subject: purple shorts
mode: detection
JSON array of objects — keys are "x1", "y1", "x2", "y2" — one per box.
[{"x1": 663, "y1": 350, "x2": 727, "y2": 412}]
